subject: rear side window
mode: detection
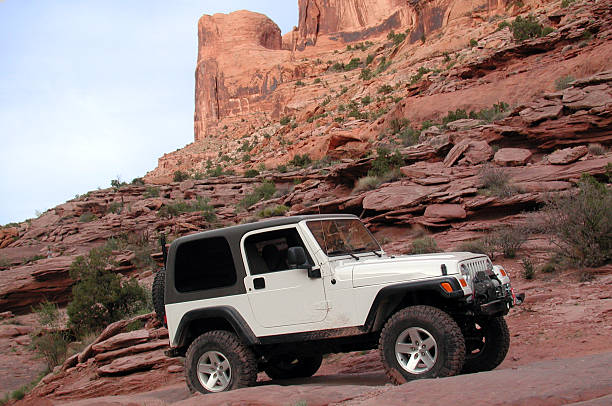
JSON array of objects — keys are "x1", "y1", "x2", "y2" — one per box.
[{"x1": 174, "y1": 237, "x2": 236, "y2": 293}]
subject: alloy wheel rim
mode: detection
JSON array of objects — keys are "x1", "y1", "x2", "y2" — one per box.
[
  {"x1": 395, "y1": 327, "x2": 438, "y2": 374},
  {"x1": 197, "y1": 351, "x2": 232, "y2": 392}
]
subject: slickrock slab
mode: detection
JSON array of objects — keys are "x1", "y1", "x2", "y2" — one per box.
[
  {"x1": 362, "y1": 185, "x2": 441, "y2": 211},
  {"x1": 94, "y1": 340, "x2": 168, "y2": 364},
  {"x1": 547, "y1": 145, "x2": 589, "y2": 164},
  {"x1": 97, "y1": 350, "x2": 167, "y2": 376},
  {"x1": 92, "y1": 330, "x2": 150, "y2": 354},
  {"x1": 424, "y1": 204, "x2": 467, "y2": 222},
  {"x1": 494, "y1": 148, "x2": 532, "y2": 166}
]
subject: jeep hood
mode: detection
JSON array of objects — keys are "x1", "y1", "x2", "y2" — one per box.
[{"x1": 332, "y1": 252, "x2": 486, "y2": 288}]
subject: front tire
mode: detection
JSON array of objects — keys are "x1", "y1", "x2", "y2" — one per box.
[
  {"x1": 461, "y1": 316, "x2": 510, "y2": 374},
  {"x1": 379, "y1": 305, "x2": 465, "y2": 384},
  {"x1": 185, "y1": 331, "x2": 257, "y2": 394},
  {"x1": 264, "y1": 354, "x2": 323, "y2": 380}
]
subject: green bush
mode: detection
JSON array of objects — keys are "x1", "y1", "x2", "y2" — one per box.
[
  {"x1": 498, "y1": 20, "x2": 511, "y2": 31},
  {"x1": 360, "y1": 68, "x2": 373, "y2": 81},
  {"x1": 561, "y1": 0, "x2": 576, "y2": 8},
  {"x1": 542, "y1": 175, "x2": 612, "y2": 267},
  {"x1": 366, "y1": 54, "x2": 375, "y2": 65},
  {"x1": 244, "y1": 169, "x2": 259, "y2": 178},
  {"x1": 387, "y1": 30, "x2": 406, "y2": 46},
  {"x1": 511, "y1": 14, "x2": 548, "y2": 41},
  {"x1": 378, "y1": 84, "x2": 393, "y2": 95},
  {"x1": 30, "y1": 301, "x2": 69, "y2": 369},
  {"x1": 555, "y1": 75, "x2": 575, "y2": 90},
  {"x1": 131, "y1": 178, "x2": 145, "y2": 186},
  {"x1": 289, "y1": 154, "x2": 312, "y2": 168},
  {"x1": 361, "y1": 96, "x2": 372, "y2": 106},
  {"x1": 353, "y1": 169, "x2": 403, "y2": 194},
  {"x1": 106, "y1": 202, "x2": 122, "y2": 215},
  {"x1": 410, "y1": 67, "x2": 431, "y2": 85},
  {"x1": 67, "y1": 247, "x2": 149, "y2": 337},
  {"x1": 280, "y1": 116, "x2": 291, "y2": 126},
  {"x1": 368, "y1": 147, "x2": 404, "y2": 177},
  {"x1": 296, "y1": 80, "x2": 305, "y2": 87},
  {"x1": 144, "y1": 186, "x2": 160, "y2": 198},
  {"x1": 158, "y1": 196, "x2": 216, "y2": 221},
  {"x1": 410, "y1": 237, "x2": 440, "y2": 254},
  {"x1": 588, "y1": 143, "x2": 607, "y2": 156},
  {"x1": 79, "y1": 212, "x2": 97, "y2": 223},
  {"x1": 173, "y1": 170, "x2": 190, "y2": 182},
  {"x1": 457, "y1": 237, "x2": 497, "y2": 259},
  {"x1": 258, "y1": 205, "x2": 290, "y2": 218},
  {"x1": 469, "y1": 38, "x2": 478, "y2": 47},
  {"x1": 344, "y1": 58, "x2": 361, "y2": 71},
  {"x1": 240, "y1": 181, "x2": 277, "y2": 209}
]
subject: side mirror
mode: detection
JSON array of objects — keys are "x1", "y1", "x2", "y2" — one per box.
[{"x1": 287, "y1": 246, "x2": 307, "y2": 268}]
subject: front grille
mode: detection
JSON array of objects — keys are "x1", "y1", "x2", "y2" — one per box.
[{"x1": 461, "y1": 258, "x2": 489, "y2": 274}]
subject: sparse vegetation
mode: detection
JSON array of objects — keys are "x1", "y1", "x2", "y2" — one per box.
[
  {"x1": 555, "y1": 75, "x2": 575, "y2": 90},
  {"x1": 521, "y1": 258, "x2": 535, "y2": 280},
  {"x1": 173, "y1": 170, "x2": 190, "y2": 182},
  {"x1": 353, "y1": 169, "x2": 403, "y2": 194},
  {"x1": 368, "y1": 147, "x2": 404, "y2": 177},
  {"x1": 239, "y1": 180, "x2": 276, "y2": 209},
  {"x1": 244, "y1": 169, "x2": 259, "y2": 178},
  {"x1": 561, "y1": 0, "x2": 576, "y2": 8},
  {"x1": 280, "y1": 116, "x2": 291, "y2": 126},
  {"x1": 30, "y1": 301, "x2": 68, "y2": 369},
  {"x1": 157, "y1": 196, "x2": 216, "y2": 221},
  {"x1": 492, "y1": 226, "x2": 528, "y2": 258},
  {"x1": 79, "y1": 212, "x2": 97, "y2": 223},
  {"x1": 457, "y1": 236, "x2": 497, "y2": 259},
  {"x1": 144, "y1": 186, "x2": 160, "y2": 198},
  {"x1": 289, "y1": 154, "x2": 312, "y2": 168},
  {"x1": 479, "y1": 164, "x2": 519, "y2": 198},
  {"x1": 410, "y1": 237, "x2": 440, "y2": 254},
  {"x1": 67, "y1": 246, "x2": 149, "y2": 337},
  {"x1": 258, "y1": 205, "x2": 289, "y2": 218},
  {"x1": 542, "y1": 175, "x2": 611, "y2": 267},
  {"x1": 378, "y1": 84, "x2": 393, "y2": 95},
  {"x1": 410, "y1": 67, "x2": 431, "y2": 85},
  {"x1": 588, "y1": 143, "x2": 607, "y2": 156},
  {"x1": 469, "y1": 38, "x2": 478, "y2": 47},
  {"x1": 387, "y1": 30, "x2": 406, "y2": 46},
  {"x1": 510, "y1": 14, "x2": 552, "y2": 41}
]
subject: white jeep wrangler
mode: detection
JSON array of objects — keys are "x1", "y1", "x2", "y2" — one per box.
[{"x1": 152, "y1": 214, "x2": 523, "y2": 394}]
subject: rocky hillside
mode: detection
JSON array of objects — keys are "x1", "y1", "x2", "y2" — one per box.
[{"x1": 1, "y1": 0, "x2": 611, "y2": 404}]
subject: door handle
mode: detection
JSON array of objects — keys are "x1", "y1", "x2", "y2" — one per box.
[{"x1": 253, "y1": 277, "x2": 266, "y2": 290}]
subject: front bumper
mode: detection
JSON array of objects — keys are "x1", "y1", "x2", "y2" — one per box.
[{"x1": 477, "y1": 291, "x2": 525, "y2": 316}]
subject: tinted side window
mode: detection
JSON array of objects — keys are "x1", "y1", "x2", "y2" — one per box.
[
  {"x1": 174, "y1": 237, "x2": 236, "y2": 293},
  {"x1": 244, "y1": 228, "x2": 313, "y2": 275}
]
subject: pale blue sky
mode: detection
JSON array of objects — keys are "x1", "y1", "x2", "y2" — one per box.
[{"x1": 0, "y1": 1, "x2": 297, "y2": 225}]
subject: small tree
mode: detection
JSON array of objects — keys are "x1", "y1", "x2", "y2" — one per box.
[
  {"x1": 30, "y1": 301, "x2": 68, "y2": 369},
  {"x1": 67, "y1": 247, "x2": 148, "y2": 337}
]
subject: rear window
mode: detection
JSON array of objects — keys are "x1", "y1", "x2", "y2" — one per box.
[{"x1": 174, "y1": 237, "x2": 237, "y2": 293}]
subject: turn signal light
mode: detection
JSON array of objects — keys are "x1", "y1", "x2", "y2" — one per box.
[
  {"x1": 499, "y1": 268, "x2": 507, "y2": 277},
  {"x1": 459, "y1": 278, "x2": 468, "y2": 288},
  {"x1": 441, "y1": 282, "x2": 453, "y2": 293}
]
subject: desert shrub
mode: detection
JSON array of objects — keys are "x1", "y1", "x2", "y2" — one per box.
[
  {"x1": 360, "y1": 68, "x2": 373, "y2": 81},
  {"x1": 387, "y1": 30, "x2": 406, "y2": 46},
  {"x1": 244, "y1": 169, "x2": 259, "y2": 178},
  {"x1": 378, "y1": 84, "x2": 393, "y2": 95},
  {"x1": 410, "y1": 67, "x2": 431, "y2": 85},
  {"x1": 131, "y1": 178, "x2": 145, "y2": 186},
  {"x1": 106, "y1": 202, "x2": 122, "y2": 215},
  {"x1": 289, "y1": 154, "x2": 312, "y2": 168},
  {"x1": 158, "y1": 196, "x2": 216, "y2": 221},
  {"x1": 280, "y1": 116, "x2": 291, "y2": 126},
  {"x1": 469, "y1": 38, "x2": 478, "y2": 47},
  {"x1": 442, "y1": 108, "x2": 469, "y2": 125},
  {"x1": 555, "y1": 75, "x2": 575, "y2": 90},
  {"x1": 470, "y1": 102, "x2": 510, "y2": 122},
  {"x1": 521, "y1": 258, "x2": 535, "y2": 280},
  {"x1": 457, "y1": 236, "x2": 497, "y2": 259},
  {"x1": 110, "y1": 178, "x2": 126, "y2": 189},
  {"x1": 376, "y1": 57, "x2": 392, "y2": 74},
  {"x1": 258, "y1": 205, "x2": 289, "y2": 218},
  {"x1": 78, "y1": 212, "x2": 97, "y2": 223},
  {"x1": 144, "y1": 186, "x2": 160, "y2": 198},
  {"x1": 30, "y1": 301, "x2": 69, "y2": 369},
  {"x1": 368, "y1": 147, "x2": 404, "y2": 177},
  {"x1": 588, "y1": 143, "x2": 607, "y2": 156},
  {"x1": 345, "y1": 58, "x2": 361, "y2": 71},
  {"x1": 173, "y1": 170, "x2": 189, "y2": 182},
  {"x1": 479, "y1": 164, "x2": 519, "y2": 198},
  {"x1": 353, "y1": 176, "x2": 381, "y2": 193},
  {"x1": 276, "y1": 164, "x2": 288, "y2": 173},
  {"x1": 511, "y1": 14, "x2": 548, "y2": 41},
  {"x1": 240, "y1": 181, "x2": 276, "y2": 209},
  {"x1": 410, "y1": 237, "x2": 440, "y2": 254},
  {"x1": 498, "y1": 20, "x2": 511, "y2": 31},
  {"x1": 361, "y1": 96, "x2": 372, "y2": 106},
  {"x1": 296, "y1": 80, "x2": 305, "y2": 86},
  {"x1": 540, "y1": 261, "x2": 557, "y2": 274},
  {"x1": 561, "y1": 0, "x2": 576, "y2": 8},
  {"x1": 67, "y1": 247, "x2": 149, "y2": 337},
  {"x1": 366, "y1": 54, "x2": 375, "y2": 65},
  {"x1": 390, "y1": 118, "x2": 410, "y2": 134},
  {"x1": 542, "y1": 175, "x2": 612, "y2": 267},
  {"x1": 492, "y1": 226, "x2": 528, "y2": 258}
]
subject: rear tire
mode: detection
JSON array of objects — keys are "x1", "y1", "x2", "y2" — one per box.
[
  {"x1": 264, "y1": 354, "x2": 323, "y2": 380},
  {"x1": 152, "y1": 268, "x2": 165, "y2": 323},
  {"x1": 461, "y1": 316, "x2": 510, "y2": 374},
  {"x1": 379, "y1": 305, "x2": 465, "y2": 384},
  {"x1": 185, "y1": 331, "x2": 257, "y2": 394}
]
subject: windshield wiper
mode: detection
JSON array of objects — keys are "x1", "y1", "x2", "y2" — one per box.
[
  {"x1": 353, "y1": 247, "x2": 382, "y2": 257},
  {"x1": 327, "y1": 249, "x2": 359, "y2": 260}
]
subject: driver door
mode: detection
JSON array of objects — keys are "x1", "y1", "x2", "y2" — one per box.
[{"x1": 242, "y1": 226, "x2": 328, "y2": 328}]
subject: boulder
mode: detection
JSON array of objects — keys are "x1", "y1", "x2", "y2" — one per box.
[
  {"x1": 92, "y1": 330, "x2": 150, "y2": 354},
  {"x1": 494, "y1": 148, "x2": 533, "y2": 166},
  {"x1": 546, "y1": 146, "x2": 589, "y2": 164},
  {"x1": 97, "y1": 350, "x2": 167, "y2": 376},
  {"x1": 362, "y1": 185, "x2": 440, "y2": 211}
]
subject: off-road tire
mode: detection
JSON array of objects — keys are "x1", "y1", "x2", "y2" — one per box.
[
  {"x1": 461, "y1": 316, "x2": 510, "y2": 374},
  {"x1": 264, "y1": 354, "x2": 323, "y2": 380},
  {"x1": 152, "y1": 268, "x2": 165, "y2": 323},
  {"x1": 185, "y1": 330, "x2": 257, "y2": 394},
  {"x1": 379, "y1": 305, "x2": 465, "y2": 384}
]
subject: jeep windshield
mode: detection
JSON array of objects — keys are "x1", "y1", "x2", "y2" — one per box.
[{"x1": 307, "y1": 219, "x2": 381, "y2": 257}]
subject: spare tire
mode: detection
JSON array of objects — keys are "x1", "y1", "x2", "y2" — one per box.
[{"x1": 152, "y1": 268, "x2": 166, "y2": 323}]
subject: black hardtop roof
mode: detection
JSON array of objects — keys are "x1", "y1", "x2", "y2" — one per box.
[{"x1": 172, "y1": 214, "x2": 359, "y2": 246}]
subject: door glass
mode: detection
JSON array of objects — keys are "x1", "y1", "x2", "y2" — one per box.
[{"x1": 244, "y1": 228, "x2": 313, "y2": 275}]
